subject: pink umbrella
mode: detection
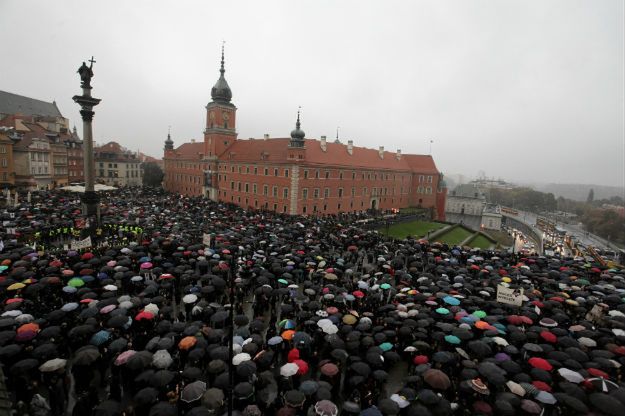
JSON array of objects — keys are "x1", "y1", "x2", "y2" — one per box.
[
  {"x1": 140, "y1": 262, "x2": 153, "y2": 269},
  {"x1": 114, "y1": 350, "x2": 136, "y2": 365},
  {"x1": 100, "y1": 304, "x2": 117, "y2": 314}
]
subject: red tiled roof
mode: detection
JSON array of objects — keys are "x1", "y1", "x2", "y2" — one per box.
[
  {"x1": 172, "y1": 142, "x2": 204, "y2": 159},
  {"x1": 223, "y1": 138, "x2": 439, "y2": 173}
]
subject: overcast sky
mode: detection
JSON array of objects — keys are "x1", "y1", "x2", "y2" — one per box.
[{"x1": 1, "y1": 0, "x2": 623, "y2": 187}]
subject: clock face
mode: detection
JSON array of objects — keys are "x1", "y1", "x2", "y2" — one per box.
[{"x1": 222, "y1": 112, "x2": 230, "y2": 121}]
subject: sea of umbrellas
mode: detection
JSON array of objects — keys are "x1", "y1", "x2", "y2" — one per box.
[{"x1": 1, "y1": 188, "x2": 625, "y2": 416}]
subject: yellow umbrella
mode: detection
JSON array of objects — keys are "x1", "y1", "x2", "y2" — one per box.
[{"x1": 7, "y1": 283, "x2": 26, "y2": 291}]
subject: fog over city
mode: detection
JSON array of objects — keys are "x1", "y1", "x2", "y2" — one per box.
[{"x1": 1, "y1": 0, "x2": 623, "y2": 187}]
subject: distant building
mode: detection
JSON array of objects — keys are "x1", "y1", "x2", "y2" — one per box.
[
  {"x1": 163, "y1": 48, "x2": 447, "y2": 217},
  {"x1": 94, "y1": 141, "x2": 143, "y2": 187},
  {"x1": 0, "y1": 129, "x2": 15, "y2": 187},
  {"x1": 0, "y1": 91, "x2": 82, "y2": 190},
  {"x1": 470, "y1": 178, "x2": 516, "y2": 190},
  {"x1": 445, "y1": 184, "x2": 501, "y2": 231}
]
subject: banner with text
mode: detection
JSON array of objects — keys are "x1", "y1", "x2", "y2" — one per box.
[
  {"x1": 496, "y1": 284, "x2": 524, "y2": 306},
  {"x1": 71, "y1": 236, "x2": 92, "y2": 251}
]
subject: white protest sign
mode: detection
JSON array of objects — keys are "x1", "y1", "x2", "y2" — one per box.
[
  {"x1": 585, "y1": 304, "x2": 604, "y2": 323},
  {"x1": 71, "y1": 236, "x2": 92, "y2": 250},
  {"x1": 496, "y1": 284, "x2": 524, "y2": 306},
  {"x1": 203, "y1": 233, "x2": 211, "y2": 246}
]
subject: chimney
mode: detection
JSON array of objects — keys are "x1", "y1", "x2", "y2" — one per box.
[
  {"x1": 263, "y1": 134, "x2": 270, "y2": 139},
  {"x1": 320, "y1": 136, "x2": 327, "y2": 152},
  {"x1": 191, "y1": 139, "x2": 196, "y2": 143},
  {"x1": 396, "y1": 149, "x2": 401, "y2": 160},
  {"x1": 347, "y1": 140, "x2": 353, "y2": 155},
  {"x1": 378, "y1": 146, "x2": 384, "y2": 159}
]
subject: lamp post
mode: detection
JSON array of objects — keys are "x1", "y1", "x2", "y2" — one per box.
[{"x1": 73, "y1": 57, "x2": 101, "y2": 227}]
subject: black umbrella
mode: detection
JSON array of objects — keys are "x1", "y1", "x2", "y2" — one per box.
[
  {"x1": 589, "y1": 393, "x2": 625, "y2": 416},
  {"x1": 10, "y1": 358, "x2": 38, "y2": 375},
  {"x1": 133, "y1": 387, "x2": 159, "y2": 407},
  {"x1": 148, "y1": 401, "x2": 177, "y2": 416},
  {"x1": 234, "y1": 382, "x2": 254, "y2": 399},
  {"x1": 150, "y1": 369, "x2": 175, "y2": 389},
  {"x1": 73, "y1": 346, "x2": 100, "y2": 365},
  {"x1": 553, "y1": 393, "x2": 589, "y2": 414},
  {"x1": 94, "y1": 399, "x2": 121, "y2": 416},
  {"x1": 284, "y1": 389, "x2": 305, "y2": 408}
]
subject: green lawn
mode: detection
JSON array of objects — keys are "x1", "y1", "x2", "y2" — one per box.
[
  {"x1": 380, "y1": 220, "x2": 446, "y2": 239},
  {"x1": 469, "y1": 234, "x2": 495, "y2": 249},
  {"x1": 435, "y1": 227, "x2": 473, "y2": 245}
]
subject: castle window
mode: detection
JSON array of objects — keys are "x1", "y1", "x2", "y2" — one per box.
[{"x1": 302, "y1": 188, "x2": 308, "y2": 199}]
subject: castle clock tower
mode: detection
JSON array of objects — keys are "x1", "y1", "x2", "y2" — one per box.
[{"x1": 204, "y1": 45, "x2": 237, "y2": 200}]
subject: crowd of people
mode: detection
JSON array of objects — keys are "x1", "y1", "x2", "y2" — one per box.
[{"x1": 0, "y1": 187, "x2": 624, "y2": 416}]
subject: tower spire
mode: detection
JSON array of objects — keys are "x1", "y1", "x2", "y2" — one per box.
[
  {"x1": 296, "y1": 106, "x2": 301, "y2": 130},
  {"x1": 220, "y1": 41, "x2": 225, "y2": 75}
]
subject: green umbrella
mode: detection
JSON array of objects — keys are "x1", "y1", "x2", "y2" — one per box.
[
  {"x1": 444, "y1": 335, "x2": 461, "y2": 345},
  {"x1": 576, "y1": 279, "x2": 590, "y2": 286},
  {"x1": 380, "y1": 283, "x2": 391, "y2": 290},
  {"x1": 473, "y1": 310, "x2": 487, "y2": 318},
  {"x1": 68, "y1": 277, "x2": 85, "y2": 288},
  {"x1": 379, "y1": 342, "x2": 393, "y2": 351},
  {"x1": 278, "y1": 279, "x2": 288, "y2": 285},
  {"x1": 436, "y1": 307, "x2": 450, "y2": 315}
]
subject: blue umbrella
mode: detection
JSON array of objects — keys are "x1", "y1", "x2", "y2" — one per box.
[
  {"x1": 81, "y1": 275, "x2": 95, "y2": 283},
  {"x1": 379, "y1": 342, "x2": 393, "y2": 352},
  {"x1": 61, "y1": 302, "x2": 79, "y2": 312},
  {"x1": 139, "y1": 257, "x2": 151, "y2": 263},
  {"x1": 443, "y1": 296, "x2": 460, "y2": 306},
  {"x1": 62, "y1": 286, "x2": 77, "y2": 294},
  {"x1": 90, "y1": 330, "x2": 111, "y2": 346},
  {"x1": 268, "y1": 336, "x2": 283, "y2": 346},
  {"x1": 360, "y1": 406, "x2": 383, "y2": 416},
  {"x1": 444, "y1": 335, "x2": 461, "y2": 345}
]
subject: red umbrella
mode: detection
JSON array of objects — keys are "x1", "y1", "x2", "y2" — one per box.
[
  {"x1": 320, "y1": 363, "x2": 338, "y2": 376},
  {"x1": 135, "y1": 311, "x2": 155, "y2": 321},
  {"x1": 293, "y1": 359, "x2": 309, "y2": 375},
  {"x1": 352, "y1": 291, "x2": 365, "y2": 299},
  {"x1": 413, "y1": 355, "x2": 429, "y2": 365},
  {"x1": 6, "y1": 298, "x2": 23, "y2": 304},
  {"x1": 347, "y1": 245, "x2": 358, "y2": 252},
  {"x1": 532, "y1": 381, "x2": 552, "y2": 392},
  {"x1": 326, "y1": 307, "x2": 338, "y2": 315},
  {"x1": 81, "y1": 253, "x2": 94, "y2": 260},
  {"x1": 528, "y1": 357, "x2": 553, "y2": 371},
  {"x1": 507, "y1": 315, "x2": 523, "y2": 325},
  {"x1": 520, "y1": 316, "x2": 533, "y2": 325},
  {"x1": 540, "y1": 331, "x2": 556, "y2": 343},
  {"x1": 587, "y1": 368, "x2": 610, "y2": 379},
  {"x1": 159, "y1": 274, "x2": 174, "y2": 280}
]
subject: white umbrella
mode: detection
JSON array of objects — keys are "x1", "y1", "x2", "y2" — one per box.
[
  {"x1": 578, "y1": 337, "x2": 597, "y2": 348},
  {"x1": 131, "y1": 276, "x2": 143, "y2": 282},
  {"x1": 144, "y1": 303, "x2": 159, "y2": 315},
  {"x1": 506, "y1": 380, "x2": 526, "y2": 396},
  {"x1": 39, "y1": 358, "x2": 67, "y2": 372},
  {"x1": 557, "y1": 368, "x2": 584, "y2": 384},
  {"x1": 493, "y1": 337, "x2": 509, "y2": 346},
  {"x1": 390, "y1": 393, "x2": 410, "y2": 409},
  {"x1": 233, "y1": 353, "x2": 251, "y2": 365},
  {"x1": 316, "y1": 319, "x2": 333, "y2": 328},
  {"x1": 119, "y1": 301, "x2": 134, "y2": 310},
  {"x1": 152, "y1": 350, "x2": 173, "y2": 369},
  {"x1": 280, "y1": 362, "x2": 299, "y2": 377},
  {"x1": 183, "y1": 294, "x2": 198, "y2": 304},
  {"x1": 322, "y1": 324, "x2": 338, "y2": 335},
  {"x1": 103, "y1": 284, "x2": 118, "y2": 291},
  {"x1": 15, "y1": 314, "x2": 34, "y2": 323}
]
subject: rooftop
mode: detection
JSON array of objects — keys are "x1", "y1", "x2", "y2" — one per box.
[{"x1": 0, "y1": 90, "x2": 63, "y2": 118}]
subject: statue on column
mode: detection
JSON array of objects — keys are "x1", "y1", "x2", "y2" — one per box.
[{"x1": 77, "y1": 57, "x2": 95, "y2": 89}]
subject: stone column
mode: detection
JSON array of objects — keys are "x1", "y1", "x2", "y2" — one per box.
[{"x1": 73, "y1": 61, "x2": 101, "y2": 223}]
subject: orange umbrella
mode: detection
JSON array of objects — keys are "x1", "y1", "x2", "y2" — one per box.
[
  {"x1": 281, "y1": 330, "x2": 295, "y2": 341},
  {"x1": 179, "y1": 336, "x2": 197, "y2": 350},
  {"x1": 18, "y1": 323, "x2": 39, "y2": 334},
  {"x1": 475, "y1": 321, "x2": 496, "y2": 331}
]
